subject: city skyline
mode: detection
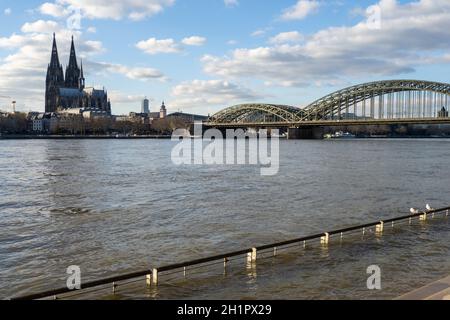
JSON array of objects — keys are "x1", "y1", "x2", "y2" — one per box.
[{"x1": 0, "y1": 0, "x2": 450, "y2": 116}]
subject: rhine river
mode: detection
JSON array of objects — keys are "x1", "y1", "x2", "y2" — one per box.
[{"x1": 0, "y1": 139, "x2": 449, "y2": 299}]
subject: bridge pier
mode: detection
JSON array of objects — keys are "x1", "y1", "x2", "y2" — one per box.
[
  {"x1": 287, "y1": 126, "x2": 324, "y2": 140},
  {"x1": 189, "y1": 122, "x2": 210, "y2": 137}
]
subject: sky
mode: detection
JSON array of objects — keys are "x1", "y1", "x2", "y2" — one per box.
[{"x1": 0, "y1": 0, "x2": 449, "y2": 115}]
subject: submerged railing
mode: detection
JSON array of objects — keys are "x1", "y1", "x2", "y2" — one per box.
[{"x1": 11, "y1": 205, "x2": 450, "y2": 300}]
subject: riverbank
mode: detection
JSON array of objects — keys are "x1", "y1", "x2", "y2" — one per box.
[
  {"x1": 2, "y1": 134, "x2": 450, "y2": 140},
  {"x1": 396, "y1": 275, "x2": 450, "y2": 300},
  {"x1": 326, "y1": 135, "x2": 450, "y2": 140},
  {"x1": 0, "y1": 134, "x2": 172, "y2": 140}
]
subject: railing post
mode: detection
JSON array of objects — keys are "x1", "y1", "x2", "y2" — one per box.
[
  {"x1": 376, "y1": 221, "x2": 384, "y2": 234},
  {"x1": 420, "y1": 212, "x2": 427, "y2": 221},
  {"x1": 112, "y1": 282, "x2": 117, "y2": 294},
  {"x1": 146, "y1": 274, "x2": 151, "y2": 286},
  {"x1": 321, "y1": 232, "x2": 329, "y2": 245},
  {"x1": 247, "y1": 248, "x2": 257, "y2": 264},
  {"x1": 152, "y1": 268, "x2": 158, "y2": 286}
]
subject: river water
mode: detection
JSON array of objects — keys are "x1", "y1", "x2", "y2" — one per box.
[{"x1": 0, "y1": 138, "x2": 449, "y2": 299}]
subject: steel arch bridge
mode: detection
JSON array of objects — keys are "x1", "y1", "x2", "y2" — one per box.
[
  {"x1": 208, "y1": 80, "x2": 450, "y2": 126},
  {"x1": 210, "y1": 103, "x2": 305, "y2": 123}
]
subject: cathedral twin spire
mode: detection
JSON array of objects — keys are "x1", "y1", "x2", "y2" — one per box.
[{"x1": 47, "y1": 33, "x2": 85, "y2": 90}]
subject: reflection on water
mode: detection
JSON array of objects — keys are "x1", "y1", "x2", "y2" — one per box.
[{"x1": 0, "y1": 139, "x2": 449, "y2": 299}]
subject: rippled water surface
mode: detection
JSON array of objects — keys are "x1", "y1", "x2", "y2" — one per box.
[{"x1": 0, "y1": 139, "x2": 449, "y2": 299}]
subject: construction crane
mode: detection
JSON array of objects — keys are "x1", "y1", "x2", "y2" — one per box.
[{"x1": 0, "y1": 95, "x2": 16, "y2": 113}]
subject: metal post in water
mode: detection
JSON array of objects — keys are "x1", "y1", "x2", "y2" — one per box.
[
  {"x1": 321, "y1": 232, "x2": 329, "y2": 245},
  {"x1": 376, "y1": 221, "x2": 384, "y2": 234},
  {"x1": 146, "y1": 274, "x2": 151, "y2": 286},
  {"x1": 247, "y1": 248, "x2": 257, "y2": 264},
  {"x1": 152, "y1": 268, "x2": 158, "y2": 286}
]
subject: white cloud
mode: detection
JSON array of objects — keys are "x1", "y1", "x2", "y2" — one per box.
[
  {"x1": 136, "y1": 37, "x2": 181, "y2": 55},
  {"x1": 171, "y1": 79, "x2": 265, "y2": 110},
  {"x1": 100, "y1": 63, "x2": 165, "y2": 81},
  {"x1": 4, "y1": 8, "x2": 12, "y2": 15},
  {"x1": 108, "y1": 91, "x2": 146, "y2": 105},
  {"x1": 21, "y1": 20, "x2": 59, "y2": 34},
  {"x1": 224, "y1": 0, "x2": 239, "y2": 8},
  {"x1": 227, "y1": 40, "x2": 238, "y2": 45},
  {"x1": 86, "y1": 27, "x2": 96, "y2": 33},
  {"x1": 269, "y1": 31, "x2": 304, "y2": 44},
  {"x1": 39, "y1": 0, "x2": 175, "y2": 21},
  {"x1": 251, "y1": 29, "x2": 266, "y2": 37},
  {"x1": 181, "y1": 36, "x2": 207, "y2": 46},
  {"x1": 281, "y1": 0, "x2": 320, "y2": 21},
  {"x1": 137, "y1": 36, "x2": 206, "y2": 54},
  {"x1": 202, "y1": 0, "x2": 450, "y2": 87},
  {"x1": 38, "y1": 2, "x2": 70, "y2": 18}
]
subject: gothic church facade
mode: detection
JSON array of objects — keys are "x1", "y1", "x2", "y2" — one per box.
[{"x1": 45, "y1": 34, "x2": 111, "y2": 115}]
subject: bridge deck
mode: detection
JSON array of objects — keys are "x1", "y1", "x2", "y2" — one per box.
[{"x1": 205, "y1": 118, "x2": 450, "y2": 128}]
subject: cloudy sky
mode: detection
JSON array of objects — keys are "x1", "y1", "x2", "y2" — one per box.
[{"x1": 0, "y1": 0, "x2": 449, "y2": 115}]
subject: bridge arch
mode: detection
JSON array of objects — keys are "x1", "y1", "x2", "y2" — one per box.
[
  {"x1": 302, "y1": 79, "x2": 450, "y2": 121},
  {"x1": 210, "y1": 103, "x2": 304, "y2": 124}
]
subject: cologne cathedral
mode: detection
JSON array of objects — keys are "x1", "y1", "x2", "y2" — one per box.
[{"x1": 45, "y1": 34, "x2": 111, "y2": 115}]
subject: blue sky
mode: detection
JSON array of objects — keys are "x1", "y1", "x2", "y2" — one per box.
[{"x1": 0, "y1": 0, "x2": 449, "y2": 115}]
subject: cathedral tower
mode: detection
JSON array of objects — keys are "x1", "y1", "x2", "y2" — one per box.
[
  {"x1": 45, "y1": 33, "x2": 64, "y2": 113},
  {"x1": 64, "y1": 36, "x2": 81, "y2": 88}
]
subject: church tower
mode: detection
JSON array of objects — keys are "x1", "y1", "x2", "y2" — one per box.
[
  {"x1": 45, "y1": 33, "x2": 64, "y2": 113},
  {"x1": 64, "y1": 36, "x2": 81, "y2": 88},
  {"x1": 160, "y1": 101, "x2": 167, "y2": 119}
]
